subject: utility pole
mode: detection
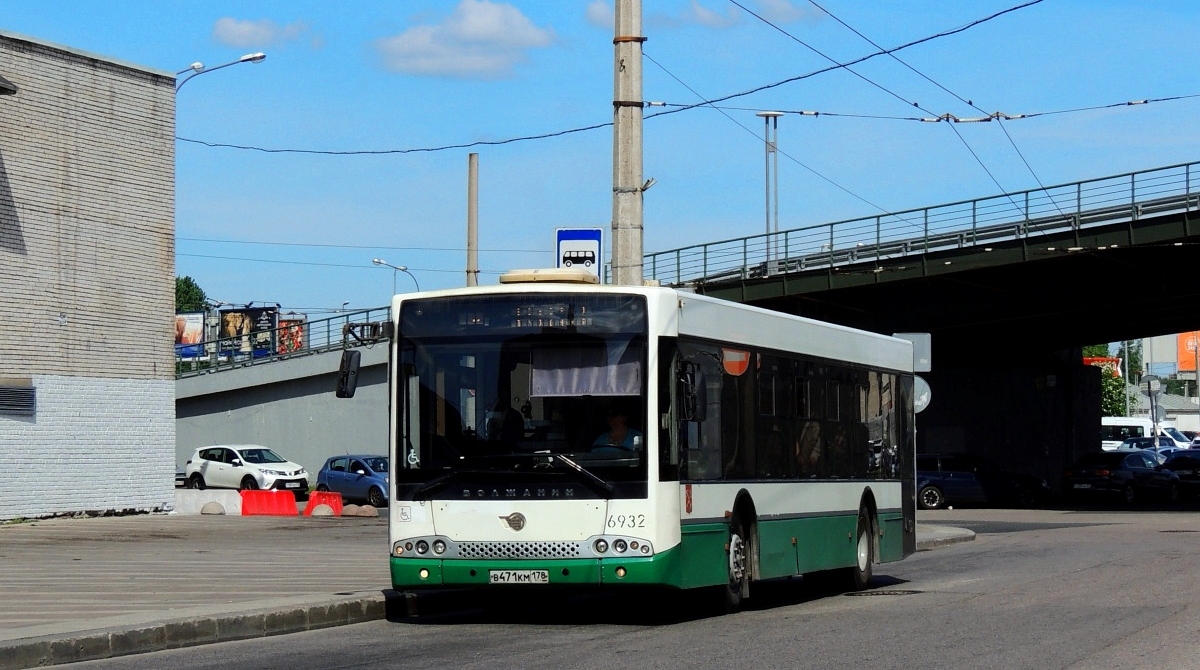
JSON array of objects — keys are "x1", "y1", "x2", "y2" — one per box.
[
  {"x1": 466, "y1": 153, "x2": 479, "y2": 287},
  {"x1": 1123, "y1": 340, "x2": 1130, "y2": 416},
  {"x1": 612, "y1": 0, "x2": 644, "y2": 286},
  {"x1": 756, "y1": 111, "x2": 783, "y2": 275}
]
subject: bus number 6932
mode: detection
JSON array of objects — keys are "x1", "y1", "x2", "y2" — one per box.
[{"x1": 607, "y1": 514, "x2": 645, "y2": 529}]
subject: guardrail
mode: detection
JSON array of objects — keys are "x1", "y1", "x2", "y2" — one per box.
[
  {"x1": 645, "y1": 160, "x2": 1200, "y2": 286},
  {"x1": 175, "y1": 307, "x2": 390, "y2": 379}
]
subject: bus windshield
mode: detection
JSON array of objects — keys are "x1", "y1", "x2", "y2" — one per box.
[{"x1": 396, "y1": 293, "x2": 649, "y2": 500}]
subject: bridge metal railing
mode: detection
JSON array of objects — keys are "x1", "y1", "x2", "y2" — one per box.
[
  {"x1": 175, "y1": 307, "x2": 390, "y2": 379},
  {"x1": 645, "y1": 160, "x2": 1200, "y2": 286}
]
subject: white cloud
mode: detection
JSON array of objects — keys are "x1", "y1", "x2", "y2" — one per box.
[
  {"x1": 376, "y1": 0, "x2": 554, "y2": 79},
  {"x1": 212, "y1": 17, "x2": 308, "y2": 48},
  {"x1": 687, "y1": 1, "x2": 739, "y2": 28},
  {"x1": 585, "y1": 1, "x2": 613, "y2": 29},
  {"x1": 755, "y1": 0, "x2": 814, "y2": 24},
  {"x1": 647, "y1": 1, "x2": 740, "y2": 30}
]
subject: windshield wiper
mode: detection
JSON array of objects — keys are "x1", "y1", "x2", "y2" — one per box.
[
  {"x1": 410, "y1": 469, "x2": 489, "y2": 499},
  {"x1": 548, "y1": 453, "x2": 615, "y2": 497},
  {"x1": 409, "y1": 453, "x2": 616, "y2": 500}
]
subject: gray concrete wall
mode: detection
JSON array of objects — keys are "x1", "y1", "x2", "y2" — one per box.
[
  {"x1": 0, "y1": 31, "x2": 175, "y2": 520},
  {"x1": 176, "y1": 346, "x2": 389, "y2": 478}
]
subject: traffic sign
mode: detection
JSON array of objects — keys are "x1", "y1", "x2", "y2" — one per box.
[
  {"x1": 1143, "y1": 374, "x2": 1162, "y2": 396},
  {"x1": 556, "y1": 228, "x2": 603, "y2": 278},
  {"x1": 914, "y1": 375, "x2": 932, "y2": 413}
]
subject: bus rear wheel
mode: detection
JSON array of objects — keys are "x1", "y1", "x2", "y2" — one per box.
[{"x1": 722, "y1": 515, "x2": 750, "y2": 613}]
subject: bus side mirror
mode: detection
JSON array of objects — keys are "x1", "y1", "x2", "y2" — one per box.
[
  {"x1": 336, "y1": 350, "x2": 362, "y2": 398},
  {"x1": 679, "y1": 362, "x2": 706, "y2": 423}
]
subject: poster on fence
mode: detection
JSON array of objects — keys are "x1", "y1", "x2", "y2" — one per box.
[
  {"x1": 278, "y1": 317, "x2": 306, "y2": 354},
  {"x1": 174, "y1": 312, "x2": 206, "y2": 358},
  {"x1": 219, "y1": 307, "x2": 278, "y2": 357}
]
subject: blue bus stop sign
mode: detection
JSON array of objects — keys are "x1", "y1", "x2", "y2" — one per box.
[{"x1": 556, "y1": 228, "x2": 603, "y2": 278}]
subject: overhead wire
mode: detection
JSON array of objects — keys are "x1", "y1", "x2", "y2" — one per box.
[
  {"x1": 646, "y1": 0, "x2": 1045, "y2": 120},
  {"x1": 175, "y1": 0, "x2": 1045, "y2": 157},
  {"x1": 804, "y1": 0, "x2": 1067, "y2": 219},
  {"x1": 177, "y1": 252, "x2": 506, "y2": 275},
  {"x1": 643, "y1": 51, "x2": 905, "y2": 224},
  {"x1": 656, "y1": 94, "x2": 1200, "y2": 124},
  {"x1": 728, "y1": 0, "x2": 1024, "y2": 216},
  {"x1": 178, "y1": 236, "x2": 553, "y2": 254}
]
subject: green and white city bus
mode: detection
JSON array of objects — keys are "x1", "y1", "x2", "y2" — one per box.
[{"x1": 364, "y1": 269, "x2": 915, "y2": 611}]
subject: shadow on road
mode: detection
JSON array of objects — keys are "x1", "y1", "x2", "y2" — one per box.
[{"x1": 386, "y1": 574, "x2": 915, "y2": 626}]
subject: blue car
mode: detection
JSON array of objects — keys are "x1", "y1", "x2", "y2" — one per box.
[
  {"x1": 316, "y1": 455, "x2": 389, "y2": 507},
  {"x1": 917, "y1": 453, "x2": 1051, "y2": 510}
]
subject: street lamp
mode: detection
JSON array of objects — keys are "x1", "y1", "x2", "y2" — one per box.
[
  {"x1": 372, "y1": 258, "x2": 421, "y2": 294},
  {"x1": 756, "y1": 111, "x2": 784, "y2": 275},
  {"x1": 176, "y1": 52, "x2": 266, "y2": 91}
]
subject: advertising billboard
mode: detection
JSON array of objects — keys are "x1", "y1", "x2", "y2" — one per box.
[
  {"x1": 1083, "y1": 356, "x2": 1122, "y2": 377},
  {"x1": 174, "y1": 312, "x2": 205, "y2": 359},
  {"x1": 219, "y1": 307, "x2": 278, "y2": 357},
  {"x1": 277, "y1": 317, "x2": 306, "y2": 354},
  {"x1": 1177, "y1": 331, "x2": 1200, "y2": 373}
]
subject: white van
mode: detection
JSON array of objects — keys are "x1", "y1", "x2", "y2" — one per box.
[{"x1": 1100, "y1": 417, "x2": 1190, "y2": 450}]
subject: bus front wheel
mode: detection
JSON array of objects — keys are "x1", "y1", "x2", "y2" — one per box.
[
  {"x1": 844, "y1": 509, "x2": 874, "y2": 591},
  {"x1": 722, "y1": 515, "x2": 750, "y2": 613}
]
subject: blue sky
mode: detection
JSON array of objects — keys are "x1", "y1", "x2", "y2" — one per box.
[{"x1": 5, "y1": 1, "x2": 1200, "y2": 315}]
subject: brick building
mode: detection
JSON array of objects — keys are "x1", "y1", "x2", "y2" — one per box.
[{"x1": 0, "y1": 30, "x2": 175, "y2": 519}]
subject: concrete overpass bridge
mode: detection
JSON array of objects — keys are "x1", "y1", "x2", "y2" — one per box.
[
  {"x1": 178, "y1": 160, "x2": 1200, "y2": 490},
  {"x1": 647, "y1": 160, "x2": 1200, "y2": 354},
  {"x1": 646, "y1": 160, "x2": 1200, "y2": 481}
]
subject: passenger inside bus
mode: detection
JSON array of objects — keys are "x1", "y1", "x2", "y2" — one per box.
[{"x1": 592, "y1": 403, "x2": 642, "y2": 451}]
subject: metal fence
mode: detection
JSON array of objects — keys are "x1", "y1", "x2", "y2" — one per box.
[
  {"x1": 175, "y1": 307, "x2": 390, "y2": 379},
  {"x1": 645, "y1": 160, "x2": 1200, "y2": 286}
]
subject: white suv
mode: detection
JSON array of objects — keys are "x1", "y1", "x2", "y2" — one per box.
[{"x1": 184, "y1": 445, "x2": 308, "y2": 495}]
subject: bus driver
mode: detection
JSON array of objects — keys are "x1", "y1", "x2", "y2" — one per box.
[{"x1": 593, "y1": 403, "x2": 642, "y2": 451}]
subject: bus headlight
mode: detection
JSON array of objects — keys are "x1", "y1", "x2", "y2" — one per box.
[
  {"x1": 613, "y1": 539, "x2": 628, "y2": 553},
  {"x1": 432, "y1": 540, "x2": 446, "y2": 555},
  {"x1": 593, "y1": 539, "x2": 609, "y2": 554},
  {"x1": 416, "y1": 540, "x2": 429, "y2": 555}
]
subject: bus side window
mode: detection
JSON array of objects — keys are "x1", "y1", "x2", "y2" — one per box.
[{"x1": 678, "y1": 341, "x2": 723, "y2": 481}]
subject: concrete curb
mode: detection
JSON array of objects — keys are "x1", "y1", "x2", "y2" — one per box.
[
  {"x1": 0, "y1": 592, "x2": 396, "y2": 670},
  {"x1": 916, "y1": 524, "x2": 976, "y2": 551}
]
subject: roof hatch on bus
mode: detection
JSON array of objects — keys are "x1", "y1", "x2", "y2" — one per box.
[{"x1": 499, "y1": 268, "x2": 599, "y2": 284}]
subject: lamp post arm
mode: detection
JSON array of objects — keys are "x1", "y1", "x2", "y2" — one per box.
[
  {"x1": 176, "y1": 53, "x2": 266, "y2": 91},
  {"x1": 400, "y1": 268, "x2": 421, "y2": 292}
]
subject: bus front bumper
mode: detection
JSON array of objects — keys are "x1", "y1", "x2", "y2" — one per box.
[{"x1": 391, "y1": 546, "x2": 683, "y2": 589}]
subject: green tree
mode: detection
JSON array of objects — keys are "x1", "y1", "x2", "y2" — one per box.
[
  {"x1": 1099, "y1": 367, "x2": 1131, "y2": 417},
  {"x1": 175, "y1": 276, "x2": 207, "y2": 313},
  {"x1": 1081, "y1": 343, "x2": 1110, "y2": 358},
  {"x1": 1084, "y1": 342, "x2": 1138, "y2": 416}
]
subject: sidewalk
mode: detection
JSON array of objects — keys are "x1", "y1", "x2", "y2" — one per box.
[{"x1": 0, "y1": 514, "x2": 972, "y2": 669}]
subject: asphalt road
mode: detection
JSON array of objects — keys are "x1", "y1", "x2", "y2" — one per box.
[{"x1": 64, "y1": 507, "x2": 1200, "y2": 670}]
